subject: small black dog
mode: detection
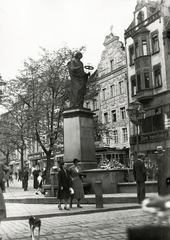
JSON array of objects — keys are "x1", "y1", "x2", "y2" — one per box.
[{"x1": 29, "y1": 216, "x2": 41, "y2": 240}]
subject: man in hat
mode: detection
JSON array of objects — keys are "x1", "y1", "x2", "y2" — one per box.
[
  {"x1": 155, "y1": 146, "x2": 170, "y2": 196},
  {"x1": 133, "y1": 152, "x2": 147, "y2": 204}
]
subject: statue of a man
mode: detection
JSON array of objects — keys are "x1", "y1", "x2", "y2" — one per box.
[{"x1": 67, "y1": 52, "x2": 90, "y2": 108}]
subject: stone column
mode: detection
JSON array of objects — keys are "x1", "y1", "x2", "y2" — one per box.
[{"x1": 63, "y1": 107, "x2": 97, "y2": 170}]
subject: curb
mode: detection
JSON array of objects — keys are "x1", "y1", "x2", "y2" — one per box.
[
  {"x1": 4, "y1": 196, "x2": 138, "y2": 204},
  {"x1": 4, "y1": 205, "x2": 140, "y2": 221}
]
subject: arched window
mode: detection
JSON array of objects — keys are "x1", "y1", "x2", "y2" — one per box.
[{"x1": 137, "y1": 11, "x2": 144, "y2": 24}]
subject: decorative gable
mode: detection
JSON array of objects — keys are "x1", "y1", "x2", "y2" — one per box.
[{"x1": 97, "y1": 33, "x2": 126, "y2": 77}]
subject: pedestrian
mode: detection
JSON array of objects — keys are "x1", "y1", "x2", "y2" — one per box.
[
  {"x1": 67, "y1": 51, "x2": 90, "y2": 108},
  {"x1": 18, "y1": 169, "x2": 22, "y2": 181},
  {"x1": 69, "y1": 158, "x2": 84, "y2": 208},
  {"x1": 57, "y1": 162, "x2": 72, "y2": 210},
  {"x1": 14, "y1": 171, "x2": 18, "y2": 180},
  {"x1": 9, "y1": 171, "x2": 13, "y2": 183},
  {"x1": 35, "y1": 171, "x2": 43, "y2": 195},
  {"x1": 0, "y1": 173, "x2": 7, "y2": 240},
  {"x1": 155, "y1": 146, "x2": 170, "y2": 196},
  {"x1": 23, "y1": 166, "x2": 29, "y2": 191},
  {"x1": 0, "y1": 162, "x2": 9, "y2": 193},
  {"x1": 33, "y1": 165, "x2": 40, "y2": 190},
  {"x1": 42, "y1": 167, "x2": 46, "y2": 185},
  {"x1": 133, "y1": 152, "x2": 146, "y2": 204}
]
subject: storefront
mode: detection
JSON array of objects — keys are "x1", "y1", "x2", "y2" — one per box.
[{"x1": 28, "y1": 152, "x2": 55, "y2": 171}]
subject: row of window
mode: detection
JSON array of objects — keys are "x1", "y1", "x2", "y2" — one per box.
[
  {"x1": 102, "y1": 81, "x2": 124, "y2": 101},
  {"x1": 104, "y1": 107, "x2": 126, "y2": 123},
  {"x1": 131, "y1": 63, "x2": 162, "y2": 95},
  {"x1": 106, "y1": 127, "x2": 128, "y2": 144},
  {"x1": 129, "y1": 30, "x2": 159, "y2": 65}
]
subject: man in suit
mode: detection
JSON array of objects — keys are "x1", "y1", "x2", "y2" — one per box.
[{"x1": 133, "y1": 152, "x2": 146, "y2": 204}]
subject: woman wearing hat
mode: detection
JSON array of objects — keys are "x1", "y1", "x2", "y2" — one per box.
[
  {"x1": 69, "y1": 158, "x2": 84, "y2": 208},
  {"x1": 57, "y1": 162, "x2": 72, "y2": 210}
]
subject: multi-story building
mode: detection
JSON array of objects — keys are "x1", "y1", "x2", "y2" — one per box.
[
  {"x1": 125, "y1": 0, "x2": 170, "y2": 163},
  {"x1": 86, "y1": 31, "x2": 130, "y2": 166}
]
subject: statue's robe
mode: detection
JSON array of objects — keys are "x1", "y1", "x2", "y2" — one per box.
[{"x1": 68, "y1": 59, "x2": 88, "y2": 107}]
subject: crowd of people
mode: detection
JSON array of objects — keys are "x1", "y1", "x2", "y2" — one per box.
[{"x1": 14, "y1": 158, "x2": 85, "y2": 210}]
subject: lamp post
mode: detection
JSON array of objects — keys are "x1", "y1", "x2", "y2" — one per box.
[
  {"x1": 127, "y1": 100, "x2": 145, "y2": 156},
  {"x1": 84, "y1": 63, "x2": 94, "y2": 74}
]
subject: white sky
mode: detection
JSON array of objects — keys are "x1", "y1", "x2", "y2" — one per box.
[{"x1": 0, "y1": 0, "x2": 137, "y2": 81}]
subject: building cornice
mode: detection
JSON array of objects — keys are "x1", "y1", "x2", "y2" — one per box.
[{"x1": 124, "y1": 11, "x2": 161, "y2": 39}]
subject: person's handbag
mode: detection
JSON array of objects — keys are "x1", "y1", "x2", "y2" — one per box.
[{"x1": 69, "y1": 187, "x2": 74, "y2": 195}]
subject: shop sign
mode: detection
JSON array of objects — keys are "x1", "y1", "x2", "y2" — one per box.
[
  {"x1": 28, "y1": 154, "x2": 42, "y2": 160},
  {"x1": 140, "y1": 131, "x2": 169, "y2": 143}
]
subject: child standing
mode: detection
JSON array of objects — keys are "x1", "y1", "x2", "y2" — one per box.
[{"x1": 35, "y1": 172, "x2": 43, "y2": 195}]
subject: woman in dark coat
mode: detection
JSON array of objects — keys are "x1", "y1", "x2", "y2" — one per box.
[
  {"x1": 33, "y1": 165, "x2": 40, "y2": 189},
  {"x1": 57, "y1": 162, "x2": 71, "y2": 210}
]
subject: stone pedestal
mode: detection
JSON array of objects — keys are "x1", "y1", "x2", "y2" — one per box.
[{"x1": 63, "y1": 108, "x2": 97, "y2": 170}]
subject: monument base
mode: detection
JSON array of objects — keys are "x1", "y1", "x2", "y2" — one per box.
[{"x1": 63, "y1": 107, "x2": 97, "y2": 170}]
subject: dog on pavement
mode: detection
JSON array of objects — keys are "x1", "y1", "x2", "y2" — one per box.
[{"x1": 29, "y1": 216, "x2": 41, "y2": 240}]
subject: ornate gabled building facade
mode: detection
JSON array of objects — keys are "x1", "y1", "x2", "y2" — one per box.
[
  {"x1": 125, "y1": 0, "x2": 170, "y2": 162},
  {"x1": 86, "y1": 32, "x2": 130, "y2": 166}
]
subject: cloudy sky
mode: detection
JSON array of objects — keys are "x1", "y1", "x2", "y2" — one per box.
[{"x1": 0, "y1": 0, "x2": 136, "y2": 81}]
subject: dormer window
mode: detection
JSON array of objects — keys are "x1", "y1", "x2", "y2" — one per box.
[{"x1": 137, "y1": 11, "x2": 144, "y2": 24}]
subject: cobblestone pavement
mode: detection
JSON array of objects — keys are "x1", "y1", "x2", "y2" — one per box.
[{"x1": 1, "y1": 208, "x2": 156, "y2": 240}]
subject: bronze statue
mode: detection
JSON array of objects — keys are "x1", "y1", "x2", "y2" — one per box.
[{"x1": 67, "y1": 52, "x2": 90, "y2": 108}]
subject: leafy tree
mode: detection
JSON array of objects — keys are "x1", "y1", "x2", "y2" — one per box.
[
  {"x1": 0, "y1": 95, "x2": 30, "y2": 181},
  {"x1": 7, "y1": 46, "x2": 87, "y2": 182},
  {"x1": 1, "y1": 45, "x2": 103, "y2": 183}
]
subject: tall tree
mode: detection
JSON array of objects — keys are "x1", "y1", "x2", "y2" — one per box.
[{"x1": 9, "y1": 46, "x2": 86, "y2": 182}]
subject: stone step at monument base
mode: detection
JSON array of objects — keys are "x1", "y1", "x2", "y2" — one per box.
[
  {"x1": 117, "y1": 181, "x2": 157, "y2": 194},
  {"x1": 4, "y1": 192, "x2": 158, "y2": 204}
]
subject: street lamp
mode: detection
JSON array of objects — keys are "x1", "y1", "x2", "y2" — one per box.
[
  {"x1": 84, "y1": 63, "x2": 94, "y2": 74},
  {"x1": 127, "y1": 100, "x2": 145, "y2": 154}
]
